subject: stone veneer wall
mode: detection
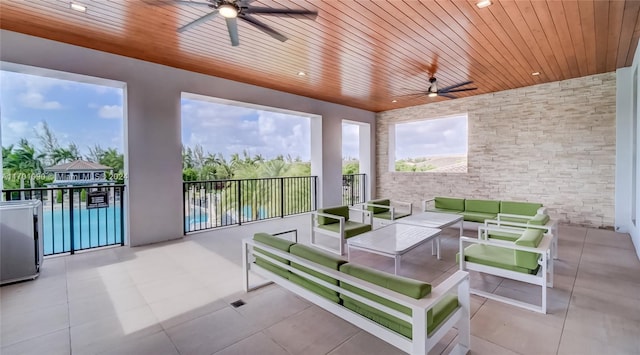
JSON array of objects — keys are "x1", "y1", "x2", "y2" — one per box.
[{"x1": 376, "y1": 72, "x2": 616, "y2": 228}]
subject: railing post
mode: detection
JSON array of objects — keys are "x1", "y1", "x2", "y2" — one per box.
[
  {"x1": 351, "y1": 175, "x2": 355, "y2": 206},
  {"x1": 182, "y1": 182, "x2": 187, "y2": 235},
  {"x1": 120, "y1": 186, "x2": 125, "y2": 246},
  {"x1": 237, "y1": 180, "x2": 242, "y2": 226},
  {"x1": 69, "y1": 187, "x2": 75, "y2": 255},
  {"x1": 280, "y1": 177, "x2": 285, "y2": 218}
]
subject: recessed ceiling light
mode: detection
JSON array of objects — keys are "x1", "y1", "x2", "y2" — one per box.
[
  {"x1": 297, "y1": 71, "x2": 306, "y2": 76},
  {"x1": 476, "y1": 0, "x2": 492, "y2": 8},
  {"x1": 391, "y1": 100, "x2": 397, "y2": 103},
  {"x1": 532, "y1": 72, "x2": 540, "y2": 76},
  {"x1": 70, "y1": 2, "x2": 87, "y2": 12}
]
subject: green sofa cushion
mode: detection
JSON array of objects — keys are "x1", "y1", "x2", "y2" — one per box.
[
  {"x1": 528, "y1": 214, "x2": 550, "y2": 226},
  {"x1": 318, "y1": 221, "x2": 372, "y2": 239},
  {"x1": 367, "y1": 199, "x2": 390, "y2": 214},
  {"x1": 317, "y1": 206, "x2": 350, "y2": 225},
  {"x1": 289, "y1": 244, "x2": 348, "y2": 301},
  {"x1": 434, "y1": 197, "x2": 465, "y2": 212},
  {"x1": 428, "y1": 207, "x2": 463, "y2": 214},
  {"x1": 500, "y1": 201, "x2": 542, "y2": 216},
  {"x1": 253, "y1": 233, "x2": 296, "y2": 279},
  {"x1": 290, "y1": 244, "x2": 347, "y2": 270},
  {"x1": 289, "y1": 273, "x2": 341, "y2": 303},
  {"x1": 465, "y1": 199, "x2": 500, "y2": 214},
  {"x1": 460, "y1": 211, "x2": 497, "y2": 223},
  {"x1": 514, "y1": 229, "x2": 544, "y2": 270},
  {"x1": 373, "y1": 211, "x2": 412, "y2": 220},
  {"x1": 487, "y1": 230, "x2": 521, "y2": 242},
  {"x1": 458, "y1": 244, "x2": 533, "y2": 274},
  {"x1": 499, "y1": 215, "x2": 531, "y2": 224},
  {"x1": 340, "y1": 263, "x2": 431, "y2": 299},
  {"x1": 342, "y1": 294, "x2": 459, "y2": 338}
]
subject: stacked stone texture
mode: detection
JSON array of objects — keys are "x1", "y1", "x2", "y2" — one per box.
[{"x1": 376, "y1": 72, "x2": 616, "y2": 228}]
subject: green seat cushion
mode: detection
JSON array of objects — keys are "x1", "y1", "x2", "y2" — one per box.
[
  {"x1": 317, "y1": 205, "x2": 350, "y2": 225},
  {"x1": 487, "y1": 230, "x2": 521, "y2": 242},
  {"x1": 427, "y1": 208, "x2": 463, "y2": 214},
  {"x1": 528, "y1": 214, "x2": 550, "y2": 226},
  {"x1": 458, "y1": 244, "x2": 533, "y2": 274},
  {"x1": 460, "y1": 211, "x2": 497, "y2": 223},
  {"x1": 499, "y1": 215, "x2": 531, "y2": 224},
  {"x1": 465, "y1": 199, "x2": 500, "y2": 214},
  {"x1": 289, "y1": 273, "x2": 341, "y2": 303},
  {"x1": 342, "y1": 294, "x2": 459, "y2": 338},
  {"x1": 253, "y1": 232, "x2": 296, "y2": 279},
  {"x1": 515, "y1": 229, "x2": 544, "y2": 270},
  {"x1": 500, "y1": 201, "x2": 542, "y2": 216},
  {"x1": 373, "y1": 210, "x2": 412, "y2": 220},
  {"x1": 434, "y1": 197, "x2": 465, "y2": 212},
  {"x1": 367, "y1": 199, "x2": 390, "y2": 214},
  {"x1": 318, "y1": 221, "x2": 372, "y2": 239}
]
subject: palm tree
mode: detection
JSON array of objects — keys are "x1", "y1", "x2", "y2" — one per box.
[
  {"x1": 8, "y1": 139, "x2": 45, "y2": 174},
  {"x1": 100, "y1": 148, "x2": 124, "y2": 172}
]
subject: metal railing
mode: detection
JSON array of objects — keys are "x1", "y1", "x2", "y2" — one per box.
[
  {"x1": 342, "y1": 173, "x2": 366, "y2": 206},
  {"x1": 184, "y1": 176, "x2": 318, "y2": 233},
  {"x1": 2, "y1": 185, "x2": 126, "y2": 256}
]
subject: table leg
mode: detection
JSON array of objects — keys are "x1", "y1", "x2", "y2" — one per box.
[
  {"x1": 432, "y1": 240, "x2": 436, "y2": 256},
  {"x1": 459, "y1": 220, "x2": 463, "y2": 237},
  {"x1": 437, "y1": 236, "x2": 441, "y2": 260},
  {"x1": 394, "y1": 255, "x2": 400, "y2": 275},
  {"x1": 347, "y1": 245, "x2": 351, "y2": 261}
]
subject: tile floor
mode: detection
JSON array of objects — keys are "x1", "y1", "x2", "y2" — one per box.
[{"x1": 1, "y1": 214, "x2": 639, "y2": 355}]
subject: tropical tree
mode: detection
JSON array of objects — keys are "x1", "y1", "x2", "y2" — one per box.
[
  {"x1": 100, "y1": 148, "x2": 124, "y2": 172},
  {"x1": 51, "y1": 145, "x2": 80, "y2": 165},
  {"x1": 34, "y1": 121, "x2": 59, "y2": 166},
  {"x1": 87, "y1": 144, "x2": 106, "y2": 163},
  {"x1": 5, "y1": 138, "x2": 45, "y2": 174}
]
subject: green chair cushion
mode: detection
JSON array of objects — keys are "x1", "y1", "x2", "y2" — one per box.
[
  {"x1": 514, "y1": 229, "x2": 544, "y2": 270},
  {"x1": 458, "y1": 244, "x2": 533, "y2": 274},
  {"x1": 528, "y1": 214, "x2": 550, "y2": 226},
  {"x1": 427, "y1": 208, "x2": 463, "y2": 214},
  {"x1": 288, "y1": 244, "x2": 347, "y2": 303},
  {"x1": 460, "y1": 211, "x2": 497, "y2": 223},
  {"x1": 318, "y1": 221, "x2": 372, "y2": 239},
  {"x1": 500, "y1": 201, "x2": 542, "y2": 216},
  {"x1": 434, "y1": 197, "x2": 465, "y2": 212},
  {"x1": 342, "y1": 294, "x2": 459, "y2": 338},
  {"x1": 367, "y1": 199, "x2": 390, "y2": 214},
  {"x1": 373, "y1": 211, "x2": 412, "y2": 220},
  {"x1": 465, "y1": 199, "x2": 500, "y2": 214},
  {"x1": 340, "y1": 263, "x2": 431, "y2": 299},
  {"x1": 317, "y1": 206, "x2": 350, "y2": 225},
  {"x1": 289, "y1": 273, "x2": 341, "y2": 303},
  {"x1": 487, "y1": 230, "x2": 521, "y2": 242}
]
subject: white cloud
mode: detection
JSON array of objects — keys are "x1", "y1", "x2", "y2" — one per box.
[
  {"x1": 395, "y1": 115, "x2": 468, "y2": 158},
  {"x1": 98, "y1": 105, "x2": 122, "y2": 119},
  {"x1": 18, "y1": 92, "x2": 62, "y2": 110},
  {"x1": 342, "y1": 123, "x2": 359, "y2": 159},
  {"x1": 1, "y1": 118, "x2": 34, "y2": 147}
]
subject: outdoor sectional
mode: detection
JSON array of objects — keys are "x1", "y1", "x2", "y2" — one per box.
[{"x1": 242, "y1": 231, "x2": 471, "y2": 355}]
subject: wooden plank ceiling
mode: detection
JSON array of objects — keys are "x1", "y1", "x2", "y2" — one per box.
[{"x1": 1, "y1": 0, "x2": 638, "y2": 112}]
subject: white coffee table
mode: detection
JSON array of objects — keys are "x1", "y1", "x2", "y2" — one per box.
[
  {"x1": 397, "y1": 212, "x2": 464, "y2": 237},
  {"x1": 346, "y1": 223, "x2": 441, "y2": 274}
]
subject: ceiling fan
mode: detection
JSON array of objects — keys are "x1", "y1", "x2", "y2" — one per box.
[
  {"x1": 404, "y1": 76, "x2": 478, "y2": 100},
  {"x1": 169, "y1": 0, "x2": 318, "y2": 46}
]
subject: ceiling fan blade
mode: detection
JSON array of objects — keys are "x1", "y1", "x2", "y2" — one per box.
[
  {"x1": 441, "y1": 87, "x2": 478, "y2": 93},
  {"x1": 172, "y1": 0, "x2": 213, "y2": 7},
  {"x1": 397, "y1": 92, "x2": 429, "y2": 98},
  {"x1": 177, "y1": 10, "x2": 219, "y2": 33},
  {"x1": 439, "y1": 93, "x2": 457, "y2": 99},
  {"x1": 243, "y1": 7, "x2": 318, "y2": 19},
  {"x1": 239, "y1": 15, "x2": 287, "y2": 42},
  {"x1": 226, "y1": 17, "x2": 240, "y2": 46},
  {"x1": 438, "y1": 81, "x2": 473, "y2": 92}
]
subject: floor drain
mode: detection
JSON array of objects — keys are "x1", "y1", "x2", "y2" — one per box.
[{"x1": 230, "y1": 300, "x2": 246, "y2": 308}]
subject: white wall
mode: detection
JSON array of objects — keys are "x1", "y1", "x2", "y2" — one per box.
[
  {"x1": 0, "y1": 30, "x2": 376, "y2": 246},
  {"x1": 616, "y1": 41, "x2": 640, "y2": 259}
]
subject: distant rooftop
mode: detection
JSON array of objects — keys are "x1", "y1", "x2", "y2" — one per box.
[{"x1": 46, "y1": 160, "x2": 112, "y2": 172}]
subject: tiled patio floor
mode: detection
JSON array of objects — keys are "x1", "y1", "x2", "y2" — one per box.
[{"x1": 1, "y1": 214, "x2": 639, "y2": 355}]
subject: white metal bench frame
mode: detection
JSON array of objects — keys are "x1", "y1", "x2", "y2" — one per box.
[
  {"x1": 459, "y1": 234, "x2": 554, "y2": 314},
  {"x1": 310, "y1": 207, "x2": 372, "y2": 255},
  {"x1": 242, "y1": 237, "x2": 471, "y2": 355}
]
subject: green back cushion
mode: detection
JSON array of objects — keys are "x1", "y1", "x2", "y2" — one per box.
[
  {"x1": 500, "y1": 201, "x2": 542, "y2": 216},
  {"x1": 340, "y1": 263, "x2": 431, "y2": 300},
  {"x1": 317, "y1": 206, "x2": 349, "y2": 225},
  {"x1": 528, "y1": 214, "x2": 550, "y2": 226},
  {"x1": 373, "y1": 211, "x2": 411, "y2": 221},
  {"x1": 367, "y1": 199, "x2": 390, "y2": 214},
  {"x1": 289, "y1": 244, "x2": 347, "y2": 303},
  {"x1": 514, "y1": 229, "x2": 544, "y2": 270},
  {"x1": 318, "y1": 221, "x2": 372, "y2": 239},
  {"x1": 253, "y1": 232, "x2": 296, "y2": 279},
  {"x1": 434, "y1": 197, "x2": 465, "y2": 211},
  {"x1": 465, "y1": 199, "x2": 500, "y2": 214}
]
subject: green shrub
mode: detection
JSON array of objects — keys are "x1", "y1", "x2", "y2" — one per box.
[{"x1": 56, "y1": 190, "x2": 63, "y2": 203}]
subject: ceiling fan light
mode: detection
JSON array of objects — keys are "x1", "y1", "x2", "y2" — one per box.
[
  {"x1": 218, "y1": 4, "x2": 238, "y2": 18},
  {"x1": 428, "y1": 92, "x2": 438, "y2": 98}
]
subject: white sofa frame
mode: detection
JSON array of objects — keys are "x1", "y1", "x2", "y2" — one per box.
[
  {"x1": 242, "y1": 237, "x2": 471, "y2": 355},
  {"x1": 361, "y1": 200, "x2": 413, "y2": 228},
  {"x1": 310, "y1": 207, "x2": 372, "y2": 255},
  {"x1": 459, "y1": 233, "x2": 554, "y2": 314},
  {"x1": 485, "y1": 218, "x2": 558, "y2": 260}
]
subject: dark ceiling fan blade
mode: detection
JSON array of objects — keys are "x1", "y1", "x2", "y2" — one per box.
[
  {"x1": 226, "y1": 17, "x2": 240, "y2": 46},
  {"x1": 172, "y1": 0, "x2": 213, "y2": 7},
  {"x1": 397, "y1": 92, "x2": 429, "y2": 98},
  {"x1": 177, "y1": 10, "x2": 219, "y2": 33},
  {"x1": 438, "y1": 81, "x2": 473, "y2": 92},
  {"x1": 243, "y1": 7, "x2": 318, "y2": 19},
  {"x1": 239, "y1": 15, "x2": 288, "y2": 42},
  {"x1": 440, "y1": 87, "x2": 478, "y2": 93},
  {"x1": 438, "y1": 93, "x2": 457, "y2": 99}
]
